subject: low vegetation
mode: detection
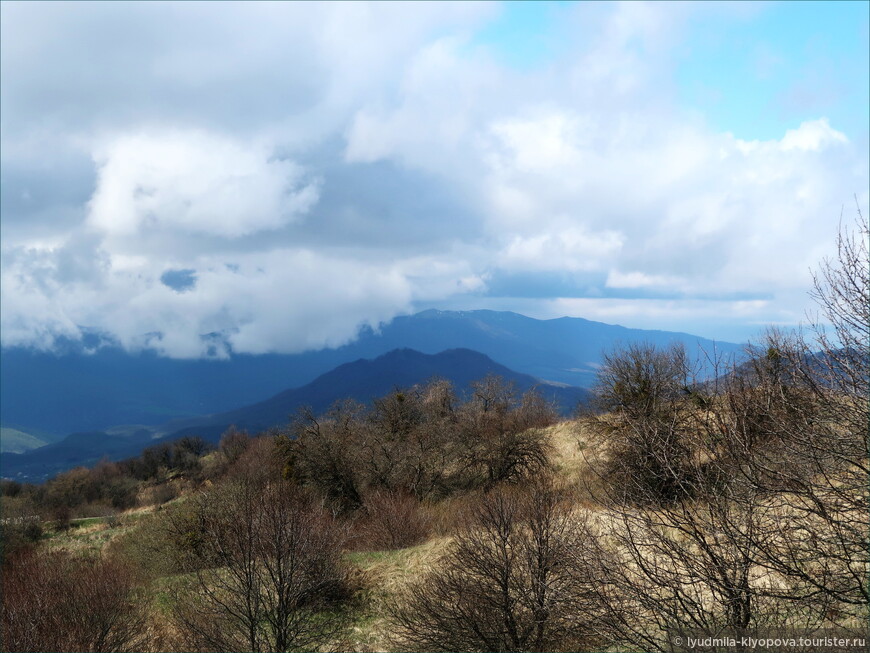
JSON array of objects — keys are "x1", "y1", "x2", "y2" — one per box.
[{"x1": 2, "y1": 215, "x2": 867, "y2": 651}]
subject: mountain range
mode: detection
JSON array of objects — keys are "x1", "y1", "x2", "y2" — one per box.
[
  {"x1": 0, "y1": 309, "x2": 745, "y2": 438},
  {"x1": 1, "y1": 347, "x2": 590, "y2": 481}
]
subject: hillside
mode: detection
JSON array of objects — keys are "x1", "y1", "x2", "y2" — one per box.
[
  {"x1": 164, "y1": 347, "x2": 590, "y2": 442},
  {"x1": 1, "y1": 429, "x2": 156, "y2": 482},
  {"x1": 0, "y1": 348, "x2": 590, "y2": 481},
  {"x1": 4, "y1": 328, "x2": 866, "y2": 652},
  {"x1": 0, "y1": 427, "x2": 48, "y2": 454}
]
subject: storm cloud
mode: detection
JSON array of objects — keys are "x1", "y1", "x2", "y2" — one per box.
[{"x1": 2, "y1": 1, "x2": 867, "y2": 356}]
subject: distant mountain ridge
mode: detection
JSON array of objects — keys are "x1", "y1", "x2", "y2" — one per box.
[
  {"x1": 0, "y1": 348, "x2": 590, "y2": 481},
  {"x1": 0, "y1": 309, "x2": 745, "y2": 437},
  {"x1": 164, "y1": 347, "x2": 591, "y2": 442}
]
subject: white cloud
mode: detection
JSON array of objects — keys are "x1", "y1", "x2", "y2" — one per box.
[
  {"x1": 87, "y1": 130, "x2": 319, "y2": 238},
  {"x1": 1, "y1": 242, "x2": 419, "y2": 359},
  {"x1": 779, "y1": 118, "x2": 849, "y2": 152},
  {"x1": 606, "y1": 270, "x2": 683, "y2": 289},
  {"x1": 344, "y1": 36, "x2": 503, "y2": 174},
  {"x1": 478, "y1": 108, "x2": 864, "y2": 299},
  {"x1": 489, "y1": 112, "x2": 589, "y2": 173},
  {"x1": 1, "y1": 2, "x2": 867, "y2": 355},
  {"x1": 499, "y1": 228, "x2": 623, "y2": 273}
]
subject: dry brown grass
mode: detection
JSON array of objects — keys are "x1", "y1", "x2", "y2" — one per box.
[
  {"x1": 343, "y1": 536, "x2": 453, "y2": 652},
  {"x1": 23, "y1": 415, "x2": 866, "y2": 652},
  {"x1": 43, "y1": 519, "x2": 129, "y2": 556},
  {"x1": 543, "y1": 418, "x2": 613, "y2": 507}
]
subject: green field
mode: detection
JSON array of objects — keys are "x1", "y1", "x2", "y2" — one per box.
[{"x1": 0, "y1": 427, "x2": 48, "y2": 453}]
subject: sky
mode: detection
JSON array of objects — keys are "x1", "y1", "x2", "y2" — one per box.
[{"x1": 1, "y1": 0, "x2": 868, "y2": 358}]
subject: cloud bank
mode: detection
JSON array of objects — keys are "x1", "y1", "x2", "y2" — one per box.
[{"x1": 1, "y1": 1, "x2": 867, "y2": 356}]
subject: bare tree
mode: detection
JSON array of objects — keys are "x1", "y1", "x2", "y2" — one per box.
[
  {"x1": 218, "y1": 426, "x2": 252, "y2": 466},
  {"x1": 368, "y1": 380, "x2": 468, "y2": 500},
  {"x1": 807, "y1": 206, "x2": 869, "y2": 426},
  {"x1": 721, "y1": 212, "x2": 870, "y2": 617},
  {"x1": 292, "y1": 400, "x2": 367, "y2": 511},
  {"x1": 460, "y1": 376, "x2": 557, "y2": 488},
  {"x1": 580, "y1": 339, "x2": 842, "y2": 651},
  {"x1": 362, "y1": 384, "x2": 458, "y2": 499},
  {"x1": 390, "y1": 480, "x2": 599, "y2": 652},
  {"x1": 169, "y1": 477, "x2": 352, "y2": 652},
  {"x1": 585, "y1": 342, "x2": 698, "y2": 504}
]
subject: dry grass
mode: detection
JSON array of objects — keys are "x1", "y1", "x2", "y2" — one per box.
[
  {"x1": 44, "y1": 519, "x2": 129, "y2": 555},
  {"x1": 19, "y1": 415, "x2": 867, "y2": 651},
  {"x1": 542, "y1": 418, "x2": 612, "y2": 507},
  {"x1": 343, "y1": 536, "x2": 453, "y2": 652},
  {"x1": 42, "y1": 504, "x2": 159, "y2": 556}
]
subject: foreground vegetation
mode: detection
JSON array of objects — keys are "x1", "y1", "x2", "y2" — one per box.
[{"x1": 2, "y1": 215, "x2": 867, "y2": 652}]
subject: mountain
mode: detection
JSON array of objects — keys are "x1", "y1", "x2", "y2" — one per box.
[
  {"x1": 345, "y1": 310, "x2": 745, "y2": 387},
  {"x1": 164, "y1": 347, "x2": 591, "y2": 442},
  {"x1": 0, "y1": 309, "x2": 744, "y2": 436},
  {"x1": 1, "y1": 348, "x2": 590, "y2": 481}
]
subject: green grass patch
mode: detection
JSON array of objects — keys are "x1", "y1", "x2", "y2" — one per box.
[
  {"x1": 344, "y1": 549, "x2": 402, "y2": 568},
  {"x1": 69, "y1": 516, "x2": 105, "y2": 527},
  {"x1": 0, "y1": 426, "x2": 48, "y2": 453}
]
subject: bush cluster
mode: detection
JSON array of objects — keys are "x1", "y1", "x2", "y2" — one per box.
[{"x1": 288, "y1": 376, "x2": 557, "y2": 511}]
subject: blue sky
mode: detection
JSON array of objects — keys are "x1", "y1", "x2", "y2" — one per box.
[
  {"x1": 1, "y1": 1, "x2": 868, "y2": 356},
  {"x1": 478, "y1": 1, "x2": 869, "y2": 141},
  {"x1": 474, "y1": 1, "x2": 576, "y2": 68},
  {"x1": 677, "y1": 1, "x2": 869, "y2": 141}
]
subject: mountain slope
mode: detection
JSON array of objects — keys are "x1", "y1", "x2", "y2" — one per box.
[
  {"x1": 1, "y1": 429, "x2": 155, "y2": 482},
  {"x1": 164, "y1": 348, "x2": 591, "y2": 442},
  {"x1": 1, "y1": 348, "x2": 590, "y2": 481},
  {"x1": 0, "y1": 427, "x2": 48, "y2": 454},
  {"x1": 345, "y1": 310, "x2": 744, "y2": 387},
  {"x1": 0, "y1": 309, "x2": 743, "y2": 436}
]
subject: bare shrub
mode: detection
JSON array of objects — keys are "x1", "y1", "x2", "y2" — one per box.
[
  {"x1": 218, "y1": 425, "x2": 251, "y2": 465},
  {"x1": 352, "y1": 489, "x2": 432, "y2": 551},
  {"x1": 2, "y1": 550, "x2": 147, "y2": 652},
  {"x1": 390, "y1": 480, "x2": 599, "y2": 652},
  {"x1": 0, "y1": 496, "x2": 42, "y2": 564},
  {"x1": 108, "y1": 508, "x2": 189, "y2": 579},
  {"x1": 421, "y1": 489, "x2": 488, "y2": 538},
  {"x1": 364, "y1": 382, "x2": 467, "y2": 500},
  {"x1": 585, "y1": 342, "x2": 699, "y2": 504},
  {"x1": 169, "y1": 477, "x2": 353, "y2": 652},
  {"x1": 292, "y1": 400, "x2": 368, "y2": 511},
  {"x1": 150, "y1": 481, "x2": 178, "y2": 505},
  {"x1": 224, "y1": 433, "x2": 287, "y2": 484},
  {"x1": 459, "y1": 376, "x2": 557, "y2": 488},
  {"x1": 51, "y1": 503, "x2": 72, "y2": 531}
]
